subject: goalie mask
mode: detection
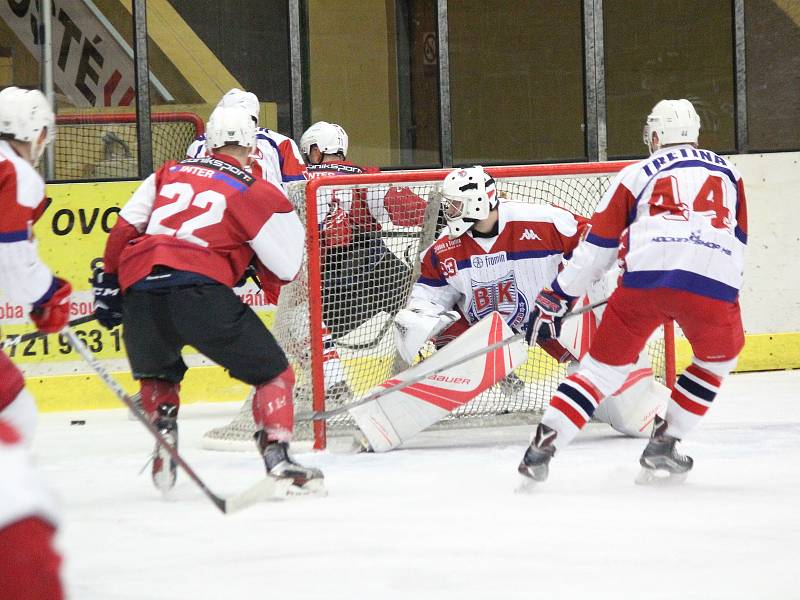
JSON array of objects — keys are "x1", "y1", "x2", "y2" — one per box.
[
  {"x1": 300, "y1": 121, "x2": 348, "y2": 162},
  {"x1": 0, "y1": 86, "x2": 55, "y2": 167},
  {"x1": 217, "y1": 88, "x2": 260, "y2": 125},
  {"x1": 440, "y1": 166, "x2": 498, "y2": 238},
  {"x1": 206, "y1": 106, "x2": 256, "y2": 151},
  {"x1": 643, "y1": 99, "x2": 700, "y2": 153}
]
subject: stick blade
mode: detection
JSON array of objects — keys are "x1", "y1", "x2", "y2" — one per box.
[{"x1": 223, "y1": 477, "x2": 280, "y2": 514}]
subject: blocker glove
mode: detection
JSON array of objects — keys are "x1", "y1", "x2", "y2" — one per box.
[
  {"x1": 30, "y1": 278, "x2": 72, "y2": 334},
  {"x1": 525, "y1": 287, "x2": 573, "y2": 346},
  {"x1": 91, "y1": 266, "x2": 123, "y2": 329}
]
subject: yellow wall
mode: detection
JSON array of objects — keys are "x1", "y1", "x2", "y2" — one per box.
[{"x1": 307, "y1": 0, "x2": 397, "y2": 166}]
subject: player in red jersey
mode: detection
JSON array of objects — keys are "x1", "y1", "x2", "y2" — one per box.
[
  {"x1": 297, "y1": 121, "x2": 427, "y2": 406},
  {"x1": 520, "y1": 99, "x2": 747, "y2": 486},
  {"x1": 0, "y1": 87, "x2": 72, "y2": 445},
  {"x1": 0, "y1": 418, "x2": 64, "y2": 599},
  {"x1": 94, "y1": 106, "x2": 324, "y2": 496}
]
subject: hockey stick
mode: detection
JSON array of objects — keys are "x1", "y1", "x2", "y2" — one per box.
[
  {"x1": 296, "y1": 299, "x2": 608, "y2": 422},
  {"x1": 1, "y1": 314, "x2": 97, "y2": 351},
  {"x1": 62, "y1": 327, "x2": 277, "y2": 515}
]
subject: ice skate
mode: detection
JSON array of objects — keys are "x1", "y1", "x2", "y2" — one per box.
[
  {"x1": 350, "y1": 429, "x2": 374, "y2": 454},
  {"x1": 256, "y1": 432, "x2": 326, "y2": 496},
  {"x1": 635, "y1": 415, "x2": 693, "y2": 485},
  {"x1": 516, "y1": 423, "x2": 557, "y2": 492},
  {"x1": 497, "y1": 372, "x2": 525, "y2": 400},
  {"x1": 151, "y1": 404, "x2": 178, "y2": 495}
]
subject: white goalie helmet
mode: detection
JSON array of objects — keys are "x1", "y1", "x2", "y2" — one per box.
[
  {"x1": 206, "y1": 105, "x2": 256, "y2": 150},
  {"x1": 300, "y1": 121, "x2": 348, "y2": 160},
  {"x1": 216, "y1": 88, "x2": 260, "y2": 124},
  {"x1": 0, "y1": 86, "x2": 55, "y2": 166},
  {"x1": 440, "y1": 166, "x2": 498, "y2": 238},
  {"x1": 643, "y1": 99, "x2": 700, "y2": 153}
]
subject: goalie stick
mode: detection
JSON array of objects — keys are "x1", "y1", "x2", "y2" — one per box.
[
  {"x1": 62, "y1": 327, "x2": 278, "y2": 514},
  {"x1": 1, "y1": 314, "x2": 97, "y2": 350},
  {"x1": 296, "y1": 299, "x2": 608, "y2": 422}
]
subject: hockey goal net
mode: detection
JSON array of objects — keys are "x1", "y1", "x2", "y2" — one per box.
[
  {"x1": 54, "y1": 112, "x2": 203, "y2": 180},
  {"x1": 202, "y1": 162, "x2": 676, "y2": 451}
]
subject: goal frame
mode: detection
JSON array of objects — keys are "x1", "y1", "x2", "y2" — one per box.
[
  {"x1": 303, "y1": 162, "x2": 677, "y2": 449},
  {"x1": 55, "y1": 111, "x2": 205, "y2": 133}
]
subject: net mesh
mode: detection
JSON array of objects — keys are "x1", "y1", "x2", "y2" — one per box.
[
  {"x1": 201, "y1": 164, "x2": 670, "y2": 450},
  {"x1": 54, "y1": 113, "x2": 202, "y2": 180}
]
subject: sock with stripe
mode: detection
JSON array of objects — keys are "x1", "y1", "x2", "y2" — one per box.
[{"x1": 666, "y1": 357, "x2": 735, "y2": 439}]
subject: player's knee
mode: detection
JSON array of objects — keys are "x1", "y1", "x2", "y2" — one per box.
[
  {"x1": 692, "y1": 356, "x2": 738, "y2": 379},
  {"x1": 579, "y1": 354, "x2": 632, "y2": 398}
]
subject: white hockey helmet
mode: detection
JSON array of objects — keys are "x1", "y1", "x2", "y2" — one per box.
[
  {"x1": 440, "y1": 166, "x2": 498, "y2": 238},
  {"x1": 0, "y1": 86, "x2": 55, "y2": 166},
  {"x1": 205, "y1": 105, "x2": 256, "y2": 151},
  {"x1": 643, "y1": 99, "x2": 700, "y2": 153},
  {"x1": 217, "y1": 88, "x2": 260, "y2": 124},
  {"x1": 300, "y1": 121, "x2": 348, "y2": 160}
]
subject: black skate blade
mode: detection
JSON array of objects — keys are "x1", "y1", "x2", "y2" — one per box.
[{"x1": 635, "y1": 467, "x2": 689, "y2": 486}]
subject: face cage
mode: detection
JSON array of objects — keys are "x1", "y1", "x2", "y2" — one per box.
[{"x1": 441, "y1": 194, "x2": 466, "y2": 222}]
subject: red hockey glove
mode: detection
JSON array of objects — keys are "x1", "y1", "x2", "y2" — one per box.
[
  {"x1": 30, "y1": 278, "x2": 72, "y2": 334},
  {"x1": 525, "y1": 288, "x2": 573, "y2": 346}
]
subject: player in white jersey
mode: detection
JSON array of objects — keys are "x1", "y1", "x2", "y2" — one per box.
[
  {"x1": 299, "y1": 121, "x2": 427, "y2": 406},
  {"x1": 0, "y1": 87, "x2": 72, "y2": 445},
  {"x1": 350, "y1": 166, "x2": 668, "y2": 452},
  {"x1": 520, "y1": 99, "x2": 747, "y2": 485},
  {"x1": 0, "y1": 418, "x2": 64, "y2": 599},
  {"x1": 186, "y1": 88, "x2": 306, "y2": 195}
]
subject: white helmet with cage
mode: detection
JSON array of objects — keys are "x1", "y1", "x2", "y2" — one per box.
[
  {"x1": 0, "y1": 86, "x2": 55, "y2": 166},
  {"x1": 299, "y1": 121, "x2": 348, "y2": 160},
  {"x1": 217, "y1": 88, "x2": 260, "y2": 125},
  {"x1": 643, "y1": 98, "x2": 700, "y2": 153},
  {"x1": 440, "y1": 166, "x2": 498, "y2": 238},
  {"x1": 205, "y1": 105, "x2": 256, "y2": 150}
]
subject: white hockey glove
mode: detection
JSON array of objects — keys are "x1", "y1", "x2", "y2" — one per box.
[{"x1": 393, "y1": 304, "x2": 460, "y2": 364}]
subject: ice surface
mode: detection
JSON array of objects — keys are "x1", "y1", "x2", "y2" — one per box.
[{"x1": 32, "y1": 370, "x2": 800, "y2": 599}]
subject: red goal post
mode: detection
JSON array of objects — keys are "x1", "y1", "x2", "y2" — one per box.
[{"x1": 200, "y1": 161, "x2": 677, "y2": 452}]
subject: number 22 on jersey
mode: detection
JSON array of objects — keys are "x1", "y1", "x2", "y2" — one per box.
[
  {"x1": 146, "y1": 182, "x2": 227, "y2": 247},
  {"x1": 648, "y1": 174, "x2": 730, "y2": 229}
]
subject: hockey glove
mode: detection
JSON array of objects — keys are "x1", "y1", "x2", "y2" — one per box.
[
  {"x1": 91, "y1": 266, "x2": 123, "y2": 329},
  {"x1": 525, "y1": 288, "x2": 573, "y2": 346},
  {"x1": 30, "y1": 278, "x2": 72, "y2": 334}
]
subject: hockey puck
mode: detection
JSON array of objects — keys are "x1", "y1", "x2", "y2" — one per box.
[{"x1": 70, "y1": 420, "x2": 86, "y2": 426}]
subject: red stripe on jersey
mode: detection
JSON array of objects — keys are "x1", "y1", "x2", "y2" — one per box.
[
  {"x1": 590, "y1": 183, "x2": 636, "y2": 240},
  {"x1": 736, "y1": 178, "x2": 748, "y2": 235},
  {"x1": 568, "y1": 373, "x2": 604, "y2": 404},
  {"x1": 550, "y1": 396, "x2": 587, "y2": 428},
  {"x1": 0, "y1": 163, "x2": 34, "y2": 234},
  {"x1": 277, "y1": 139, "x2": 305, "y2": 179},
  {"x1": 671, "y1": 388, "x2": 708, "y2": 416},
  {"x1": 322, "y1": 350, "x2": 340, "y2": 361},
  {"x1": 685, "y1": 364, "x2": 722, "y2": 389}
]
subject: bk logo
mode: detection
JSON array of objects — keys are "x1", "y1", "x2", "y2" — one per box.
[{"x1": 467, "y1": 272, "x2": 528, "y2": 329}]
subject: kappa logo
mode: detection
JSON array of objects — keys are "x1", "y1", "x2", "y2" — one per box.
[{"x1": 520, "y1": 229, "x2": 541, "y2": 241}]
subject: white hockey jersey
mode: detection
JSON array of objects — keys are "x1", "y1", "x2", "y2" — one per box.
[
  {"x1": 0, "y1": 140, "x2": 57, "y2": 307},
  {"x1": 411, "y1": 202, "x2": 586, "y2": 332},
  {"x1": 556, "y1": 144, "x2": 747, "y2": 303},
  {"x1": 186, "y1": 127, "x2": 306, "y2": 195},
  {"x1": 0, "y1": 419, "x2": 59, "y2": 532}
]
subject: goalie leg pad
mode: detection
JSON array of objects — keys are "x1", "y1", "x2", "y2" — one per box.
[{"x1": 593, "y1": 370, "x2": 669, "y2": 438}]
